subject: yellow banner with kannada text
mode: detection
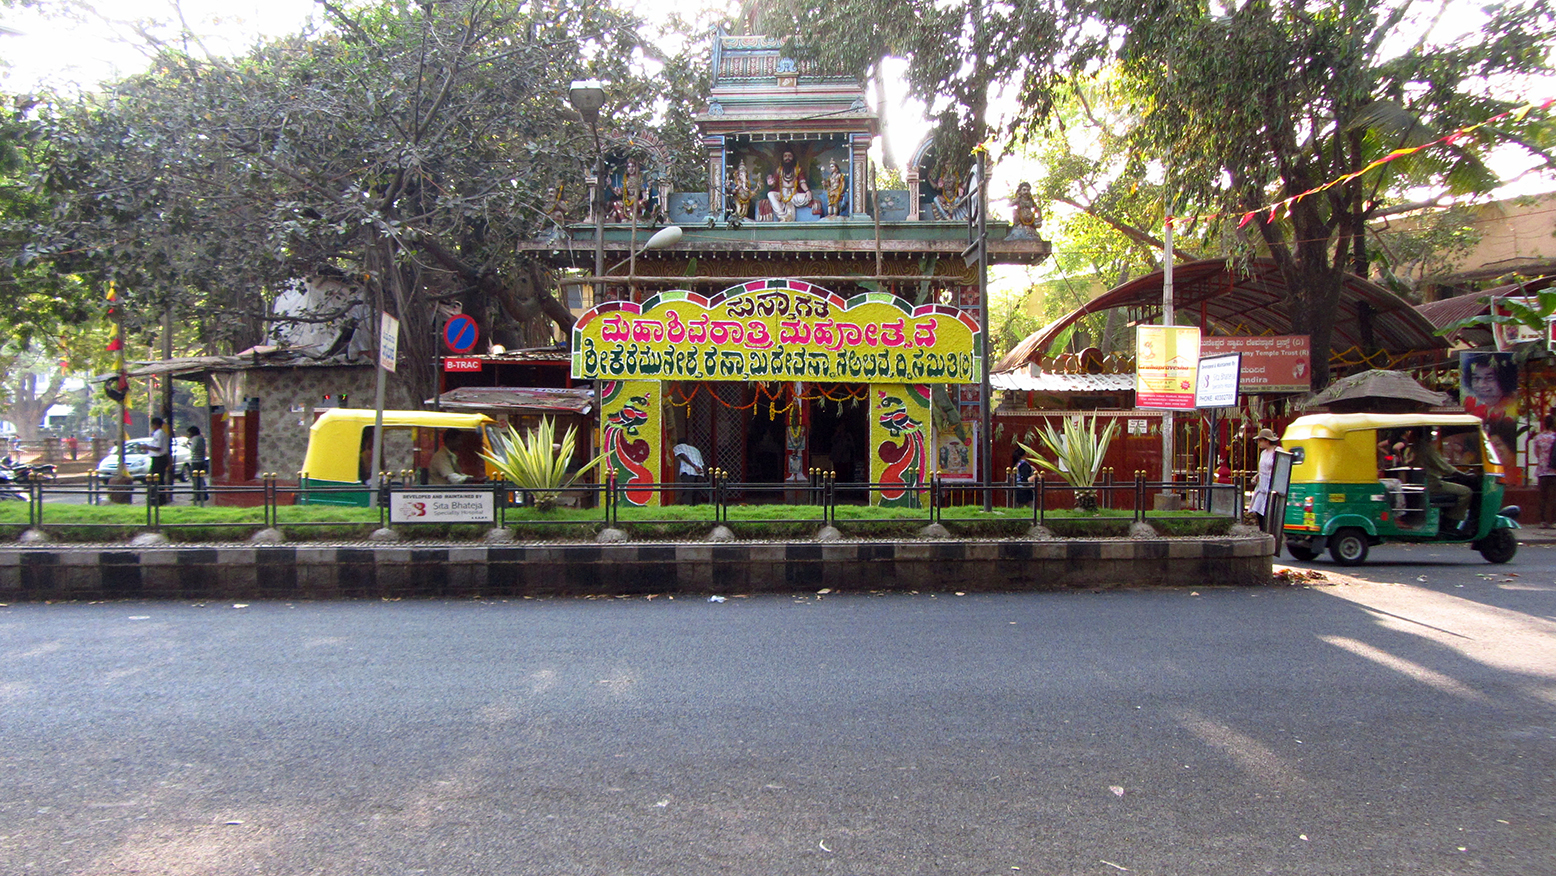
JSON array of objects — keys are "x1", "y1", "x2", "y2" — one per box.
[{"x1": 571, "y1": 280, "x2": 982, "y2": 384}]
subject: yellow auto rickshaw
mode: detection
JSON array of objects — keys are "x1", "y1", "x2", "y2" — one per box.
[
  {"x1": 1280, "y1": 413, "x2": 1521, "y2": 565},
  {"x1": 297, "y1": 409, "x2": 500, "y2": 506}
]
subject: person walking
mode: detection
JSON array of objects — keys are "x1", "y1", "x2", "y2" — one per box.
[
  {"x1": 64, "y1": 434, "x2": 79, "y2": 461},
  {"x1": 185, "y1": 426, "x2": 208, "y2": 503},
  {"x1": 1247, "y1": 428, "x2": 1279, "y2": 530},
  {"x1": 1534, "y1": 414, "x2": 1556, "y2": 527}
]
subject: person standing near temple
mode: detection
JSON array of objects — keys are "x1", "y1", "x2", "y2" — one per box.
[
  {"x1": 1247, "y1": 428, "x2": 1279, "y2": 530},
  {"x1": 186, "y1": 425, "x2": 208, "y2": 503},
  {"x1": 1534, "y1": 414, "x2": 1556, "y2": 527},
  {"x1": 147, "y1": 417, "x2": 171, "y2": 504}
]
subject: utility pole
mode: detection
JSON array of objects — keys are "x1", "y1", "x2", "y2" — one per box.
[
  {"x1": 973, "y1": 0, "x2": 993, "y2": 511},
  {"x1": 1162, "y1": 214, "x2": 1175, "y2": 484}
]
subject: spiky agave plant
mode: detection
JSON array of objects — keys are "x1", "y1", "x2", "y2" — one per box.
[
  {"x1": 1017, "y1": 414, "x2": 1119, "y2": 513},
  {"x1": 481, "y1": 418, "x2": 603, "y2": 511}
]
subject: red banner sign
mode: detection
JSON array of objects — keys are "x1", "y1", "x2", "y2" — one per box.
[{"x1": 444, "y1": 357, "x2": 482, "y2": 372}]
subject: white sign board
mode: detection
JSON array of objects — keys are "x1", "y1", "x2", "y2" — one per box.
[
  {"x1": 1195, "y1": 353, "x2": 1242, "y2": 408},
  {"x1": 379, "y1": 312, "x2": 400, "y2": 373},
  {"x1": 389, "y1": 490, "x2": 495, "y2": 524}
]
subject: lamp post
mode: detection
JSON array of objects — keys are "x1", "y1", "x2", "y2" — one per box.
[
  {"x1": 605, "y1": 225, "x2": 684, "y2": 276},
  {"x1": 568, "y1": 80, "x2": 606, "y2": 284}
]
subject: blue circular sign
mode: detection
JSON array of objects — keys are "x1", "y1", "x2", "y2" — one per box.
[{"x1": 443, "y1": 315, "x2": 479, "y2": 354}]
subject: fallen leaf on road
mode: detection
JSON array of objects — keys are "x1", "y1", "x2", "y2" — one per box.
[{"x1": 1110, "y1": 786, "x2": 1125, "y2": 797}]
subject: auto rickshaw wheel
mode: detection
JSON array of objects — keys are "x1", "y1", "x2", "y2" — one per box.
[
  {"x1": 1476, "y1": 528, "x2": 1517, "y2": 564},
  {"x1": 1286, "y1": 543, "x2": 1318, "y2": 562},
  {"x1": 1328, "y1": 528, "x2": 1369, "y2": 566}
]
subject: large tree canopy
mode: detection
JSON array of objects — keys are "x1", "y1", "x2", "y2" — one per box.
[
  {"x1": 766, "y1": 0, "x2": 1556, "y2": 387},
  {"x1": 7, "y1": 0, "x2": 703, "y2": 406}
]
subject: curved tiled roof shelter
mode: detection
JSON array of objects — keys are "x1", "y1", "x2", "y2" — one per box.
[{"x1": 997, "y1": 258, "x2": 1446, "y2": 373}]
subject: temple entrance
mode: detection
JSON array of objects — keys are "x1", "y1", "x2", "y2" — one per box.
[
  {"x1": 580, "y1": 279, "x2": 978, "y2": 508},
  {"x1": 807, "y1": 389, "x2": 868, "y2": 499}
]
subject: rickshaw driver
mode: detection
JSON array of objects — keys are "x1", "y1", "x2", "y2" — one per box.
[{"x1": 1410, "y1": 430, "x2": 1473, "y2": 531}]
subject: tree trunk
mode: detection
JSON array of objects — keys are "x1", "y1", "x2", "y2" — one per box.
[{"x1": 5, "y1": 373, "x2": 64, "y2": 442}]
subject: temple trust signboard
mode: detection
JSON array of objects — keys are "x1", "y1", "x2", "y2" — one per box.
[
  {"x1": 571, "y1": 279, "x2": 982, "y2": 383},
  {"x1": 1135, "y1": 326, "x2": 1201, "y2": 410},
  {"x1": 1198, "y1": 335, "x2": 1311, "y2": 393}
]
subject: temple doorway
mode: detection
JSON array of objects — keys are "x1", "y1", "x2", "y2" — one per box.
[{"x1": 807, "y1": 389, "x2": 868, "y2": 491}]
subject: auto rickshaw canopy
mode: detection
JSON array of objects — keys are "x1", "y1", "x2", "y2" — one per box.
[
  {"x1": 301, "y1": 409, "x2": 497, "y2": 484},
  {"x1": 1282, "y1": 413, "x2": 1501, "y2": 485}
]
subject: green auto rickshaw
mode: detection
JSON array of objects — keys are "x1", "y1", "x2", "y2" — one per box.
[{"x1": 1280, "y1": 413, "x2": 1521, "y2": 566}]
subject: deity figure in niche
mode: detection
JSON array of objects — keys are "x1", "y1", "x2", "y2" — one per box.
[
  {"x1": 824, "y1": 159, "x2": 848, "y2": 218},
  {"x1": 765, "y1": 145, "x2": 812, "y2": 221},
  {"x1": 1008, "y1": 180, "x2": 1042, "y2": 240},
  {"x1": 726, "y1": 160, "x2": 755, "y2": 221},
  {"x1": 608, "y1": 157, "x2": 652, "y2": 222},
  {"x1": 927, "y1": 168, "x2": 965, "y2": 220},
  {"x1": 544, "y1": 180, "x2": 569, "y2": 227}
]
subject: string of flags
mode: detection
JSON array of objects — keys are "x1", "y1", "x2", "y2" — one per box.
[
  {"x1": 1237, "y1": 98, "x2": 1556, "y2": 228},
  {"x1": 104, "y1": 283, "x2": 130, "y2": 421}
]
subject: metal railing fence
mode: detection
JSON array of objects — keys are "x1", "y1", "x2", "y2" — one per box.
[{"x1": 1, "y1": 466, "x2": 1245, "y2": 540}]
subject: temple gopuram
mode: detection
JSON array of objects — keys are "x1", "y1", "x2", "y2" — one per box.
[{"x1": 513, "y1": 30, "x2": 1050, "y2": 505}]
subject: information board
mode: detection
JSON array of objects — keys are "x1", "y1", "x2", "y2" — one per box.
[{"x1": 389, "y1": 490, "x2": 495, "y2": 524}]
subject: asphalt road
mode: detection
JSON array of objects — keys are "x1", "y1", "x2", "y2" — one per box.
[{"x1": 2, "y1": 557, "x2": 1554, "y2": 875}]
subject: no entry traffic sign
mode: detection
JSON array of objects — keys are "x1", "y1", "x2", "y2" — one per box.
[{"x1": 443, "y1": 314, "x2": 479, "y2": 354}]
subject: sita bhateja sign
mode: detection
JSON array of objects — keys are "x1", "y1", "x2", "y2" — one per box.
[{"x1": 571, "y1": 280, "x2": 983, "y2": 384}]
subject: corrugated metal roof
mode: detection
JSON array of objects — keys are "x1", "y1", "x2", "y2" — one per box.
[
  {"x1": 990, "y1": 370, "x2": 1135, "y2": 393},
  {"x1": 429, "y1": 386, "x2": 594, "y2": 415}
]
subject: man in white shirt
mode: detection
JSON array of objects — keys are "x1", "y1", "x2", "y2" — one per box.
[
  {"x1": 147, "y1": 417, "x2": 171, "y2": 504},
  {"x1": 673, "y1": 441, "x2": 705, "y2": 504},
  {"x1": 429, "y1": 429, "x2": 473, "y2": 485}
]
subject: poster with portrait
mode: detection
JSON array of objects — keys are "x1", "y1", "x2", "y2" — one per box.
[
  {"x1": 935, "y1": 424, "x2": 976, "y2": 481},
  {"x1": 1460, "y1": 351, "x2": 1521, "y2": 485},
  {"x1": 1460, "y1": 352, "x2": 1519, "y2": 421}
]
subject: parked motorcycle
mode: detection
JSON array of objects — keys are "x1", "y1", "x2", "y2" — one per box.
[
  {"x1": 2, "y1": 460, "x2": 55, "y2": 483},
  {"x1": 0, "y1": 466, "x2": 27, "y2": 500}
]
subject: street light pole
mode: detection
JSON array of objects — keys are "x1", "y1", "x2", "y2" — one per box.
[{"x1": 569, "y1": 80, "x2": 607, "y2": 287}]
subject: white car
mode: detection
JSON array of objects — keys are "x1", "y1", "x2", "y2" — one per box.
[{"x1": 96, "y1": 436, "x2": 193, "y2": 483}]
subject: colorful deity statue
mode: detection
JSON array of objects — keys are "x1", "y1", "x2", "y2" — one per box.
[
  {"x1": 727, "y1": 160, "x2": 754, "y2": 221},
  {"x1": 765, "y1": 146, "x2": 811, "y2": 221},
  {"x1": 609, "y1": 157, "x2": 652, "y2": 222},
  {"x1": 824, "y1": 159, "x2": 848, "y2": 218},
  {"x1": 1008, "y1": 180, "x2": 1042, "y2": 240},
  {"x1": 928, "y1": 168, "x2": 965, "y2": 220},
  {"x1": 545, "y1": 180, "x2": 569, "y2": 227}
]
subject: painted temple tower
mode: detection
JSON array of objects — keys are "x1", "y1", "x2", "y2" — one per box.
[{"x1": 521, "y1": 29, "x2": 1051, "y2": 506}]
